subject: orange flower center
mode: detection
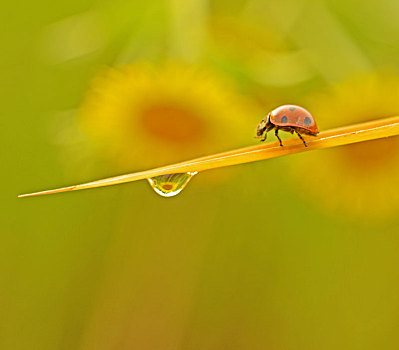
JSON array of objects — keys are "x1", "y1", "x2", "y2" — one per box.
[
  {"x1": 139, "y1": 104, "x2": 206, "y2": 145},
  {"x1": 162, "y1": 184, "x2": 174, "y2": 191},
  {"x1": 341, "y1": 136, "x2": 399, "y2": 171}
]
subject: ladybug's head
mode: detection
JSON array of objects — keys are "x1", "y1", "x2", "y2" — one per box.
[{"x1": 255, "y1": 113, "x2": 271, "y2": 138}]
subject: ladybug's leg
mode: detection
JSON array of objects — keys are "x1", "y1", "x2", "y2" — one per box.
[
  {"x1": 275, "y1": 128, "x2": 283, "y2": 147},
  {"x1": 260, "y1": 125, "x2": 274, "y2": 142},
  {"x1": 294, "y1": 129, "x2": 307, "y2": 147},
  {"x1": 261, "y1": 132, "x2": 267, "y2": 142}
]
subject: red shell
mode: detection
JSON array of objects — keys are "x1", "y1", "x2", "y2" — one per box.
[{"x1": 269, "y1": 105, "x2": 319, "y2": 135}]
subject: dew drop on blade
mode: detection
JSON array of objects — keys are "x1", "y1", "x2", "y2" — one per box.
[{"x1": 147, "y1": 172, "x2": 197, "y2": 197}]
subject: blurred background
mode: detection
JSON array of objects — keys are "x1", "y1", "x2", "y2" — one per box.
[{"x1": 3, "y1": 0, "x2": 399, "y2": 349}]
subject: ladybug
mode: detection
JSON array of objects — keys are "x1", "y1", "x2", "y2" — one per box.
[{"x1": 255, "y1": 105, "x2": 319, "y2": 147}]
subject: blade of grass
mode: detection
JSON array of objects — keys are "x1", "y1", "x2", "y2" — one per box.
[{"x1": 19, "y1": 115, "x2": 399, "y2": 197}]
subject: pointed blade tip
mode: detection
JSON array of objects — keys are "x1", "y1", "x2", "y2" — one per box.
[{"x1": 18, "y1": 186, "x2": 77, "y2": 198}]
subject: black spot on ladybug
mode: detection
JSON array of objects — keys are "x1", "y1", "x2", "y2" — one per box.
[
  {"x1": 281, "y1": 116, "x2": 288, "y2": 123},
  {"x1": 289, "y1": 107, "x2": 296, "y2": 111},
  {"x1": 304, "y1": 117, "x2": 312, "y2": 126}
]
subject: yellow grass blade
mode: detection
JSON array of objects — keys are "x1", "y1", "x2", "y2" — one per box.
[{"x1": 19, "y1": 115, "x2": 399, "y2": 198}]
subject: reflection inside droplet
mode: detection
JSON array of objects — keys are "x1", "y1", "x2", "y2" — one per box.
[{"x1": 147, "y1": 172, "x2": 197, "y2": 197}]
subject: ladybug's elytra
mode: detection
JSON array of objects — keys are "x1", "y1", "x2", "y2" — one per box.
[{"x1": 255, "y1": 105, "x2": 319, "y2": 147}]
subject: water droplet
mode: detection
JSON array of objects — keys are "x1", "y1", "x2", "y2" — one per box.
[{"x1": 147, "y1": 172, "x2": 197, "y2": 197}]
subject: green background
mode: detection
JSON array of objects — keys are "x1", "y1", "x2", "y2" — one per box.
[{"x1": 2, "y1": 0, "x2": 399, "y2": 349}]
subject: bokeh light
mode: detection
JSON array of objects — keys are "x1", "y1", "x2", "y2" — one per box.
[{"x1": 5, "y1": 0, "x2": 399, "y2": 349}]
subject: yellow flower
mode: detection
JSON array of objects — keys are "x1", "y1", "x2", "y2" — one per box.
[
  {"x1": 79, "y1": 62, "x2": 260, "y2": 170},
  {"x1": 209, "y1": 15, "x2": 284, "y2": 60},
  {"x1": 208, "y1": 16, "x2": 314, "y2": 88},
  {"x1": 291, "y1": 72, "x2": 399, "y2": 220}
]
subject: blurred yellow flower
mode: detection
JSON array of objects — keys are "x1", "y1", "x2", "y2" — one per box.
[
  {"x1": 79, "y1": 62, "x2": 259, "y2": 170},
  {"x1": 291, "y1": 72, "x2": 399, "y2": 220},
  {"x1": 209, "y1": 15, "x2": 284, "y2": 59},
  {"x1": 208, "y1": 15, "x2": 314, "y2": 88}
]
